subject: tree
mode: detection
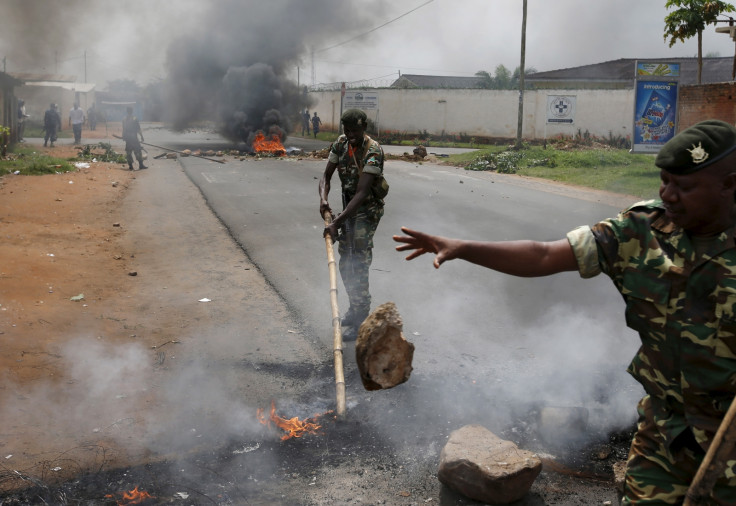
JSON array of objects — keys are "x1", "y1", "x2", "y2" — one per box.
[
  {"x1": 474, "y1": 70, "x2": 493, "y2": 89},
  {"x1": 494, "y1": 64, "x2": 513, "y2": 89},
  {"x1": 664, "y1": 0, "x2": 735, "y2": 83}
]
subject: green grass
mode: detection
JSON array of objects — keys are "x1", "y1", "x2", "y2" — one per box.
[
  {"x1": 0, "y1": 145, "x2": 77, "y2": 175},
  {"x1": 448, "y1": 145, "x2": 661, "y2": 199},
  {"x1": 23, "y1": 125, "x2": 72, "y2": 139}
]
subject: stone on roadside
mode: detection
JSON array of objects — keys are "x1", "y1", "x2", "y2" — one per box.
[{"x1": 438, "y1": 425, "x2": 542, "y2": 504}]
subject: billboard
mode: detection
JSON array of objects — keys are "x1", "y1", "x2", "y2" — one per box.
[{"x1": 632, "y1": 80, "x2": 678, "y2": 153}]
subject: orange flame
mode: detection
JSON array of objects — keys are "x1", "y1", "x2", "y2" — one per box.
[
  {"x1": 257, "y1": 400, "x2": 332, "y2": 440},
  {"x1": 252, "y1": 132, "x2": 285, "y2": 155},
  {"x1": 105, "y1": 486, "x2": 155, "y2": 505}
]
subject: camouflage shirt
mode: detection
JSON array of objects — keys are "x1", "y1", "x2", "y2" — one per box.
[
  {"x1": 567, "y1": 200, "x2": 736, "y2": 450},
  {"x1": 328, "y1": 134, "x2": 385, "y2": 210}
]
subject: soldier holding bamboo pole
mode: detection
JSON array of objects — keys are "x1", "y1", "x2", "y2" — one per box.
[{"x1": 319, "y1": 109, "x2": 387, "y2": 341}]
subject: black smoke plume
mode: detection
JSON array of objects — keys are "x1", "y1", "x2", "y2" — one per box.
[{"x1": 163, "y1": 0, "x2": 381, "y2": 145}]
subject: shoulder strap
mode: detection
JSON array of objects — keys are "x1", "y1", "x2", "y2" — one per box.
[{"x1": 352, "y1": 135, "x2": 379, "y2": 175}]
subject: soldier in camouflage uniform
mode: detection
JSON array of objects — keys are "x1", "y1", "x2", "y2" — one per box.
[
  {"x1": 394, "y1": 119, "x2": 736, "y2": 504},
  {"x1": 320, "y1": 109, "x2": 387, "y2": 340}
]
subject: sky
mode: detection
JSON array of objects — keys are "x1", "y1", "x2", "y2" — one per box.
[{"x1": 2, "y1": 0, "x2": 736, "y2": 89}]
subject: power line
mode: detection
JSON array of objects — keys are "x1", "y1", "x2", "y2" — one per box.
[
  {"x1": 315, "y1": 58, "x2": 479, "y2": 76},
  {"x1": 316, "y1": 0, "x2": 435, "y2": 54}
]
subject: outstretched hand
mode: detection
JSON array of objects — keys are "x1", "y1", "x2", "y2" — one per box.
[{"x1": 393, "y1": 226, "x2": 455, "y2": 269}]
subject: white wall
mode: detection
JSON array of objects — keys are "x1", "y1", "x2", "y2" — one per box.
[{"x1": 309, "y1": 88, "x2": 634, "y2": 141}]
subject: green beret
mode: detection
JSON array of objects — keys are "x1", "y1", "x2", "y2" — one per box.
[
  {"x1": 341, "y1": 108, "x2": 367, "y2": 127},
  {"x1": 655, "y1": 119, "x2": 736, "y2": 174}
]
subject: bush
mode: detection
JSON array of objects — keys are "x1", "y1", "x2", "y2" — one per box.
[{"x1": 465, "y1": 150, "x2": 523, "y2": 173}]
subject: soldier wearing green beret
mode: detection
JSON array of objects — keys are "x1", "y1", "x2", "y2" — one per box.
[
  {"x1": 320, "y1": 109, "x2": 388, "y2": 340},
  {"x1": 394, "y1": 119, "x2": 736, "y2": 504}
]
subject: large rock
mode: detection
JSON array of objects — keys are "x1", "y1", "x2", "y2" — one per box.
[
  {"x1": 438, "y1": 425, "x2": 542, "y2": 504},
  {"x1": 355, "y1": 302, "x2": 414, "y2": 391}
]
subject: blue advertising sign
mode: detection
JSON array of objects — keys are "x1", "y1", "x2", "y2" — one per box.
[{"x1": 632, "y1": 80, "x2": 678, "y2": 153}]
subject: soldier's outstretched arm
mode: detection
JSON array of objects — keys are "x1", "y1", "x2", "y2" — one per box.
[{"x1": 393, "y1": 226, "x2": 578, "y2": 277}]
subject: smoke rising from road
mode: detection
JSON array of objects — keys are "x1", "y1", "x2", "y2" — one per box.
[
  {"x1": 1, "y1": 0, "x2": 386, "y2": 144},
  {"x1": 162, "y1": 0, "x2": 385, "y2": 143}
]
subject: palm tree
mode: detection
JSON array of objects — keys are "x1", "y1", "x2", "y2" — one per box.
[{"x1": 664, "y1": 0, "x2": 735, "y2": 83}]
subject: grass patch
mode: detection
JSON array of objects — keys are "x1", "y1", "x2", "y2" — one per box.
[
  {"x1": 450, "y1": 145, "x2": 660, "y2": 199},
  {"x1": 0, "y1": 145, "x2": 77, "y2": 175}
]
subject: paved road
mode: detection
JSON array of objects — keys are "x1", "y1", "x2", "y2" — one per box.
[
  {"x1": 33, "y1": 127, "x2": 646, "y2": 503},
  {"x1": 147, "y1": 128, "x2": 645, "y2": 440}
]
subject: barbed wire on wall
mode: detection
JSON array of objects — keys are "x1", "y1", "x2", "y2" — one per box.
[{"x1": 309, "y1": 72, "x2": 400, "y2": 91}]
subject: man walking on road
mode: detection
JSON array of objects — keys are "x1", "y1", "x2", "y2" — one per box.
[
  {"x1": 320, "y1": 109, "x2": 388, "y2": 340},
  {"x1": 394, "y1": 119, "x2": 736, "y2": 504},
  {"x1": 122, "y1": 106, "x2": 147, "y2": 171},
  {"x1": 69, "y1": 102, "x2": 85, "y2": 144}
]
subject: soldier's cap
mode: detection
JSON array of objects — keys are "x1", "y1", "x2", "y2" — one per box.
[
  {"x1": 341, "y1": 108, "x2": 367, "y2": 127},
  {"x1": 655, "y1": 119, "x2": 736, "y2": 174}
]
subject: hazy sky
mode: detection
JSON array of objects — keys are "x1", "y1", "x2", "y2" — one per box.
[{"x1": 2, "y1": 0, "x2": 736, "y2": 88}]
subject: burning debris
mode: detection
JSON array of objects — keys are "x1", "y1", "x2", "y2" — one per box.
[
  {"x1": 257, "y1": 400, "x2": 333, "y2": 441},
  {"x1": 252, "y1": 131, "x2": 286, "y2": 156},
  {"x1": 105, "y1": 485, "x2": 155, "y2": 505}
]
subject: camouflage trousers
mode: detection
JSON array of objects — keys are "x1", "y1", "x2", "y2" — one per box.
[
  {"x1": 337, "y1": 206, "x2": 383, "y2": 316},
  {"x1": 622, "y1": 396, "x2": 736, "y2": 505}
]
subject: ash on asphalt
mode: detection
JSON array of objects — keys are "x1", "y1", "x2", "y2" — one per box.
[{"x1": 1, "y1": 359, "x2": 633, "y2": 505}]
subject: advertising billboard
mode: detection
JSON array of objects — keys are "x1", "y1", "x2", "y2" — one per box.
[{"x1": 632, "y1": 80, "x2": 678, "y2": 153}]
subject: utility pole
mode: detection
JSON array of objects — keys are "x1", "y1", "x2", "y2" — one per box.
[
  {"x1": 311, "y1": 48, "x2": 316, "y2": 86},
  {"x1": 84, "y1": 50, "x2": 87, "y2": 82},
  {"x1": 515, "y1": 0, "x2": 527, "y2": 150}
]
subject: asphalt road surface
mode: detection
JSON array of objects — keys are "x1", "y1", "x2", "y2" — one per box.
[{"x1": 71, "y1": 127, "x2": 649, "y2": 504}]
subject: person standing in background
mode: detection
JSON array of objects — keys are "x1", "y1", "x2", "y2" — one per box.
[
  {"x1": 43, "y1": 103, "x2": 61, "y2": 147},
  {"x1": 17, "y1": 99, "x2": 29, "y2": 142},
  {"x1": 69, "y1": 102, "x2": 85, "y2": 144},
  {"x1": 311, "y1": 111, "x2": 322, "y2": 139},
  {"x1": 122, "y1": 106, "x2": 147, "y2": 171}
]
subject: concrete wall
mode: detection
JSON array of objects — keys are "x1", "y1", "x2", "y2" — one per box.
[{"x1": 309, "y1": 88, "x2": 634, "y2": 141}]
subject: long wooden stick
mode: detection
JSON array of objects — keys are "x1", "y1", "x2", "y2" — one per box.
[
  {"x1": 112, "y1": 134, "x2": 225, "y2": 164},
  {"x1": 684, "y1": 395, "x2": 736, "y2": 505},
  {"x1": 323, "y1": 211, "x2": 346, "y2": 418}
]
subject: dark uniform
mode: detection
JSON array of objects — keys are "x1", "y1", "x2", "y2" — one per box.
[
  {"x1": 43, "y1": 104, "x2": 61, "y2": 147},
  {"x1": 122, "y1": 108, "x2": 146, "y2": 171},
  {"x1": 567, "y1": 120, "x2": 736, "y2": 504}
]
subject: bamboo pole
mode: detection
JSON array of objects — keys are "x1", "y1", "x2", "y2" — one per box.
[
  {"x1": 684, "y1": 395, "x2": 736, "y2": 505},
  {"x1": 112, "y1": 134, "x2": 225, "y2": 164},
  {"x1": 323, "y1": 211, "x2": 346, "y2": 418}
]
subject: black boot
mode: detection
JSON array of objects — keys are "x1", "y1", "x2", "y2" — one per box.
[{"x1": 139, "y1": 163, "x2": 148, "y2": 170}]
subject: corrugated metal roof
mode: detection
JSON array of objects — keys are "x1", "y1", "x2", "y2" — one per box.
[
  {"x1": 9, "y1": 72, "x2": 78, "y2": 83},
  {"x1": 25, "y1": 81, "x2": 96, "y2": 93},
  {"x1": 526, "y1": 57, "x2": 735, "y2": 86}
]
